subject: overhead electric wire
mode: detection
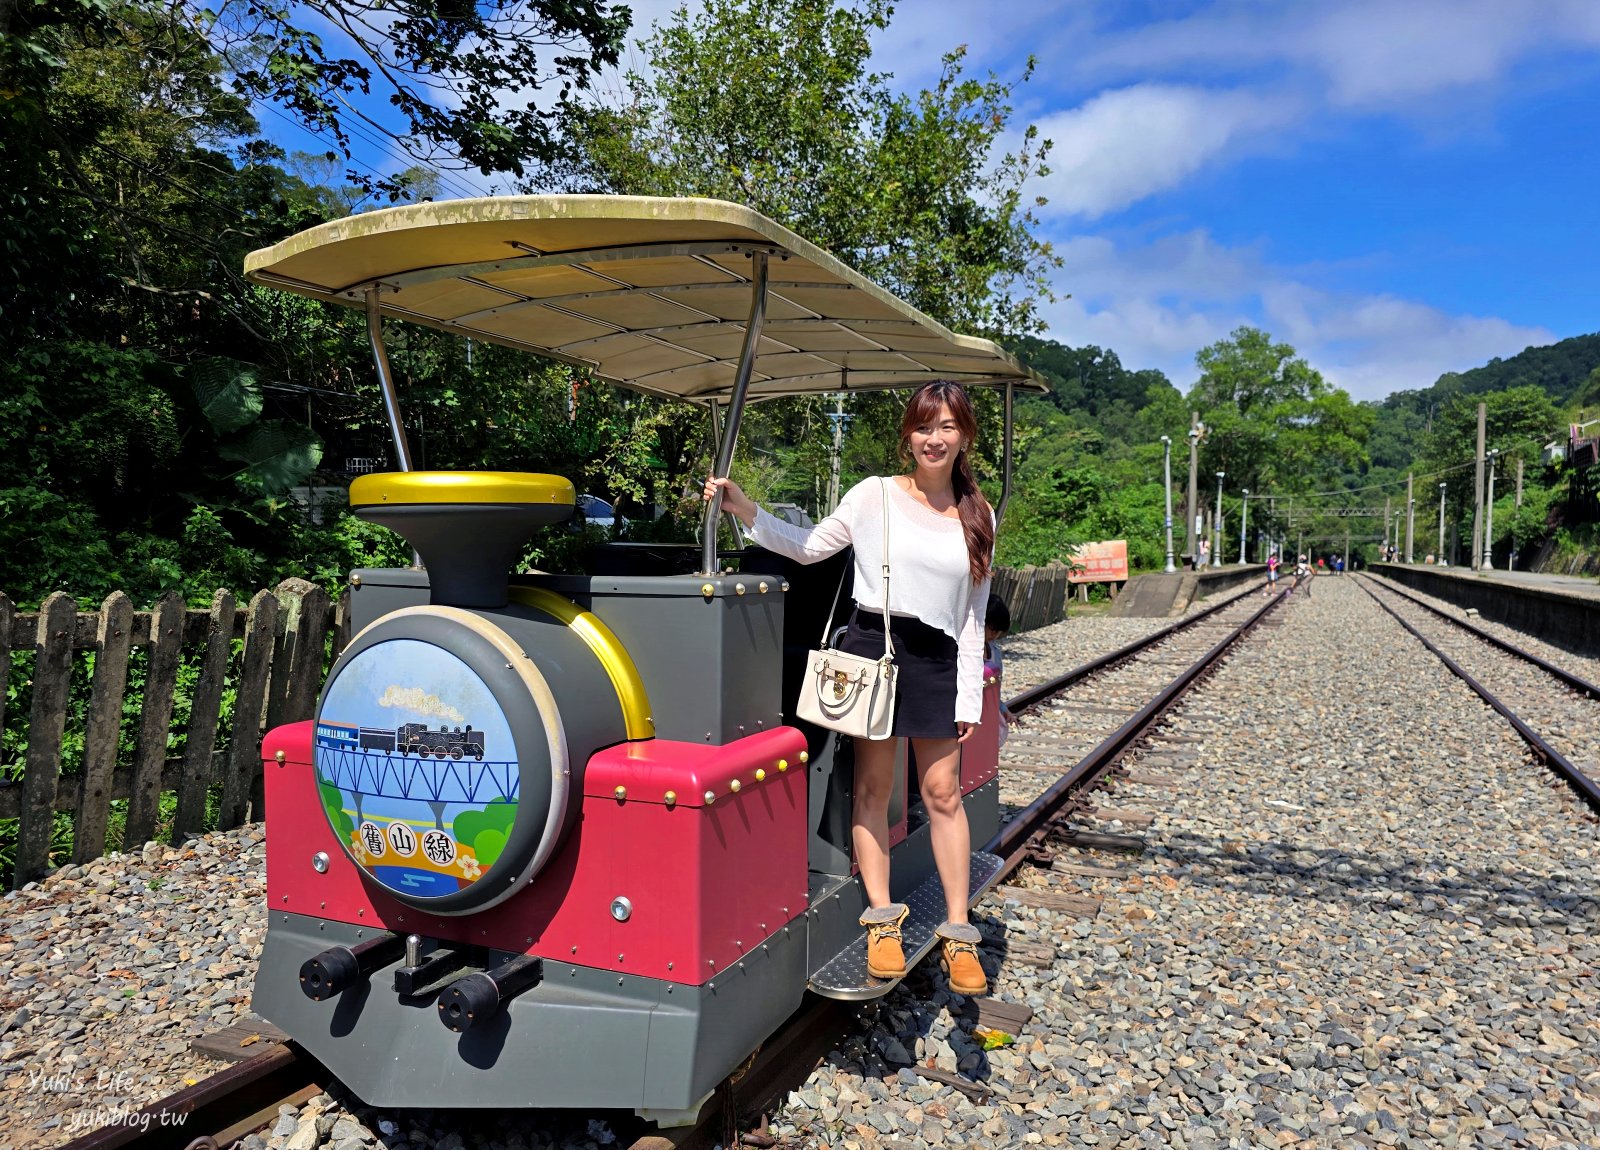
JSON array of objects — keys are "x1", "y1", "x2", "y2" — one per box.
[{"x1": 177, "y1": 0, "x2": 491, "y2": 205}]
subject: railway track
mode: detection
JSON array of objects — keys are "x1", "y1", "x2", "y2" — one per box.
[
  {"x1": 58, "y1": 582, "x2": 1283, "y2": 1150},
  {"x1": 635, "y1": 584, "x2": 1289, "y2": 1150},
  {"x1": 1356, "y1": 574, "x2": 1600, "y2": 813}
]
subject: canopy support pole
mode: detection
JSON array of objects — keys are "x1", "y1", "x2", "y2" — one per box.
[
  {"x1": 700, "y1": 252, "x2": 769, "y2": 575},
  {"x1": 366, "y1": 285, "x2": 414, "y2": 472},
  {"x1": 995, "y1": 382, "x2": 1016, "y2": 528},
  {"x1": 706, "y1": 399, "x2": 741, "y2": 546}
]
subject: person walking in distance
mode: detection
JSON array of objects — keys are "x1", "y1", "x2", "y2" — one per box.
[
  {"x1": 1265, "y1": 551, "x2": 1280, "y2": 596},
  {"x1": 705, "y1": 381, "x2": 993, "y2": 996},
  {"x1": 1292, "y1": 553, "x2": 1312, "y2": 597}
]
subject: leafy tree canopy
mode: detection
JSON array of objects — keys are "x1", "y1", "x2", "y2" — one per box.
[
  {"x1": 205, "y1": 0, "x2": 632, "y2": 195},
  {"x1": 1187, "y1": 326, "x2": 1373, "y2": 498},
  {"x1": 546, "y1": 0, "x2": 1058, "y2": 338}
]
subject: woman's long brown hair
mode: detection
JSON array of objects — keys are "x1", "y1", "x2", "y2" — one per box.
[{"x1": 899, "y1": 382, "x2": 994, "y2": 584}]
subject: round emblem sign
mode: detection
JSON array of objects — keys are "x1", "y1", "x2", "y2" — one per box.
[{"x1": 314, "y1": 638, "x2": 520, "y2": 901}]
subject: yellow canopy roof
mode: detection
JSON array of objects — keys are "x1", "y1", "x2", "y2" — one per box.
[{"x1": 243, "y1": 195, "x2": 1046, "y2": 403}]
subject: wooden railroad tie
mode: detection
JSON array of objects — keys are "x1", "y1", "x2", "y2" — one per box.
[
  {"x1": 1134, "y1": 754, "x2": 1196, "y2": 769},
  {"x1": 970, "y1": 998, "x2": 1035, "y2": 1034},
  {"x1": 1085, "y1": 806, "x2": 1156, "y2": 827},
  {"x1": 1050, "y1": 858, "x2": 1122, "y2": 879},
  {"x1": 994, "y1": 885, "x2": 1104, "y2": 918},
  {"x1": 1056, "y1": 829, "x2": 1147, "y2": 853},
  {"x1": 1007, "y1": 732, "x2": 1093, "y2": 747},
  {"x1": 998, "y1": 940, "x2": 1057, "y2": 969},
  {"x1": 192, "y1": 1015, "x2": 291, "y2": 1062},
  {"x1": 1001, "y1": 762, "x2": 1089, "y2": 776},
  {"x1": 1122, "y1": 770, "x2": 1179, "y2": 788}
]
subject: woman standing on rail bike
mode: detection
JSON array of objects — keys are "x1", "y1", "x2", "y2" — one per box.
[{"x1": 704, "y1": 381, "x2": 993, "y2": 996}]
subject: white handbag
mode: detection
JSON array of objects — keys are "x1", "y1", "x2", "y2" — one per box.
[{"x1": 796, "y1": 479, "x2": 897, "y2": 740}]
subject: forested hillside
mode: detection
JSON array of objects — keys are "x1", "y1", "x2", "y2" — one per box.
[{"x1": 1357, "y1": 333, "x2": 1600, "y2": 569}]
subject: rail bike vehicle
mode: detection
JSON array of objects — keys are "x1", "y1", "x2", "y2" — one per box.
[{"x1": 246, "y1": 196, "x2": 1047, "y2": 1121}]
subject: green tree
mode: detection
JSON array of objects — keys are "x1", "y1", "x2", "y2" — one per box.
[
  {"x1": 1188, "y1": 326, "x2": 1373, "y2": 498},
  {"x1": 548, "y1": 0, "x2": 1056, "y2": 338},
  {"x1": 204, "y1": 0, "x2": 631, "y2": 195},
  {"x1": 542, "y1": 0, "x2": 1059, "y2": 523}
]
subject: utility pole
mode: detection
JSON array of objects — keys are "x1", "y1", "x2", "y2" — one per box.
[
  {"x1": 1438, "y1": 482, "x2": 1447, "y2": 564},
  {"x1": 1213, "y1": 472, "x2": 1225, "y2": 567},
  {"x1": 1161, "y1": 436, "x2": 1176, "y2": 573},
  {"x1": 1471, "y1": 402, "x2": 1486, "y2": 569},
  {"x1": 1512, "y1": 457, "x2": 1524, "y2": 569},
  {"x1": 1383, "y1": 495, "x2": 1391, "y2": 560},
  {"x1": 1239, "y1": 490, "x2": 1249, "y2": 563},
  {"x1": 1405, "y1": 472, "x2": 1415, "y2": 563},
  {"x1": 1483, "y1": 449, "x2": 1499, "y2": 569}
]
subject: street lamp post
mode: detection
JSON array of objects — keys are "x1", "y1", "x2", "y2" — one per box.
[
  {"x1": 1437, "y1": 482, "x2": 1447, "y2": 565},
  {"x1": 1482, "y1": 449, "x2": 1499, "y2": 569},
  {"x1": 1185, "y1": 422, "x2": 1202, "y2": 564},
  {"x1": 1212, "y1": 472, "x2": 1226, "y2": 567},
  {"x1": 1238, "y1": 489, "x2": 1249, "y2": 563},
  {"x1": 1160, "y1": 436, "x2": 1176, "y2": 573}
]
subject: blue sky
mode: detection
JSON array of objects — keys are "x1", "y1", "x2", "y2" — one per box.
[{"x1": 267, "y1": 0, "x2": 1600, "y2": 403}]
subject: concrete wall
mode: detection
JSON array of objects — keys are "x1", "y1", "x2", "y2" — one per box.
[
  {"x1": 1193, "y1": 564, "x2": 1268, "y2": 601},
  {"x1": 1373, "y1": 564, "x2": 1600, "y2": 659}
]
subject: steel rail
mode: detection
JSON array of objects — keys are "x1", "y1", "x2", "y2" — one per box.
[
  {"x1": 1363, "y1": 574, "x2": 1600, "y2": 700},
  {"x1": 1355, "y1": 577, "x2": 1600, "y2": 814},
  {"x1": 74, "y1": 584, "x2": 1279, "y2": 1150},
  {"x1": 1004, "y1": 581, "x2": 1266, "y2": 714},
  {"x1": 630, "y1": 584, "x2": 1288, "y2": 1149},
  {"x1": 55, "y1": 1041, "x2": 325, "y2": 1150},
  {"x1": 985, "y1": 588, "x2": 1286, "y2": 866}
]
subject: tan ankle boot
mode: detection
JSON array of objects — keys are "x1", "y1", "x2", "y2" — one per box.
[
  {"x1": 936, "y1": 922, "x2": 987, "y2": 996},
  {"x1": 860, "y1": 904, "x2": 910, "y2": 979}
]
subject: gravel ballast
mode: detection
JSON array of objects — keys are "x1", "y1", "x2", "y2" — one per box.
[{"x1": 3, "y1": 577, "x2": 1594, "y2": 1150}]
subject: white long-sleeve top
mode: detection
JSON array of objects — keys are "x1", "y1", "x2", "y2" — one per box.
[{"x1": 747, "y1": 477, "x2": 992, "y2": 724}]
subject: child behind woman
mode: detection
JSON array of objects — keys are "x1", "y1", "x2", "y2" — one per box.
[{"x1": 984, "y1": 594, "x2": 1017, "y2": 747}]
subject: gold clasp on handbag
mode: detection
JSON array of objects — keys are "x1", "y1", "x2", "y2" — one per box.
[{"x1": 830, "y1": 669, "x2": 850, "y2": 700}]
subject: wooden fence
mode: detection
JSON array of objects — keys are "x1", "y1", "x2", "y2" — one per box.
[
  {"x1": 991, "y1": 560, "x2": 1074, "y2": 634},
  {"x1": 0, "y1": 580, "x2": 344, "y2": 889},
  {"x1": 0, "y1": 562, "x2": 1071, "y2": 887}
]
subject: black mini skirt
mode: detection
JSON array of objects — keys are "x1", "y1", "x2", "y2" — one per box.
[{"x1": 837, "y1": 607, "x2": 959, "y2": 739}]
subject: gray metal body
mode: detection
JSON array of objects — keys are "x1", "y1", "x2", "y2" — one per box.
[
  {"x1": 252, "y1": 775, "x2": 999, "y2": 1111},
  {"x1": 264, "y1": 548, "x2": 1000, "y2": 1113},
  {"x1": 347, "y1": 565, "x2": 784, "y2": 747},
  {"x1": 254, "y1": 912, "x2": 805, "y2": 1112}
]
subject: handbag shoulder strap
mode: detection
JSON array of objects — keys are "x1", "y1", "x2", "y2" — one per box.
[
  {"x1": 877, "y1": 477, "x2": 892, "y2": 660},
  {"x1": 816, "y1": 477, "x2": 894, "y2": 662}
]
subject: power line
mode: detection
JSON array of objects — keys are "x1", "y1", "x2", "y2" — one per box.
[{"x1": 178, "y1": 0, "x2": 488, "y2": 204}]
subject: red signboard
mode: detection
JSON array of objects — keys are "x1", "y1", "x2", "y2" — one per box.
[{"x1": 1068, "y1": 540, "x2": 1129, "y2": 583}]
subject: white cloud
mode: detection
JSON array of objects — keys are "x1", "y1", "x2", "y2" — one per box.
[
  {"x1": 1073, "y1": 0, "x2": 1600, "y2": 110},
  {"x1": 1043, "y1": 229, "x2": 1555, "y2": 401},
  {"x1": 379, "y1": 685, "x2": 466, "y2": 723},
  {"x1": 1262, "y1": 283, "x2": 1559, "y2": 398},
  {"x1": 1031, "y1": 84, "x2": 1298, "y2": 219}
]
